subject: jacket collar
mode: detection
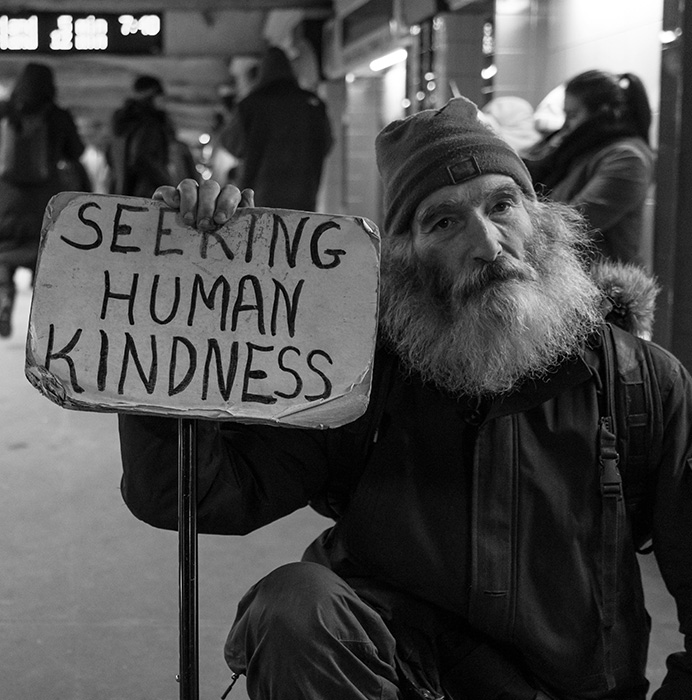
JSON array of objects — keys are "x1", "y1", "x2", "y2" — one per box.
[{"x1": 488, "y1": 348, "x2": 595, "y2": 420}]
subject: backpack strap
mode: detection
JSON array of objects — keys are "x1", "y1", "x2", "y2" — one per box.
[
  {"x1": 597, "y1": 324, "x2": 624, "y2": 688},
  {"x1": 598, "y1": 325, "x2": 622, "y2": 503},
  {"x1": 608, "y1": 324, "x2": 663, "y2": 552},
  {"x1": 596, "y1": 322, "x2": 664, "y2": 686}
]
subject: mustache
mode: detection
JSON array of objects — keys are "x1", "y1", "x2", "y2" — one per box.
[{"x1": 442, "y1": 257, "x2": 537, "y2": 303}]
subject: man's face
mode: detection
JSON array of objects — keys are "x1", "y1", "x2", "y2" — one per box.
[
  {"x1": 381, "y1": 176, "x2": 601, "y2": 396},
  {"x1": 410, "y1": 174, "x2": 531, "y2": 285}
]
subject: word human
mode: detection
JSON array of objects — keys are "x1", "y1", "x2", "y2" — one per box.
[{"x1": 101, "y1": 270, "x2": 305, "y2": 335}]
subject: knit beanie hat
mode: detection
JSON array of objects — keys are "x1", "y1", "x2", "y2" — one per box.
[{"x1": 375, "y1": 96, "x2": 536, "y2": 237}]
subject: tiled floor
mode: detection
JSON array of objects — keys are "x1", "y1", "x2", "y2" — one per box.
[{"x1": 1, "y1": 280, "x2": 682, "y2": 699}]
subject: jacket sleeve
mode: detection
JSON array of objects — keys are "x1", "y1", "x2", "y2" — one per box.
[
  {"x1": 51, "y1": 107, "x2": 85, "y2": 163},
  {"x1": 649, "y1": 347, "x2": 692, "y2": 699},
  {"x1": 128, "y1": 119, "x2": 174, "y2": 190},
  {"x1": 118, "y1": 412, "x2": 331, "y2": 535},
  {"x1": 218, "y1": 108, "x2": 246, "y2": 159},
  {"x1": 62, "y1": 109, "x2": 85, "y2": 161},
  {"x1": 566, "y1": 143, "x2": 652, "y2": 233}
]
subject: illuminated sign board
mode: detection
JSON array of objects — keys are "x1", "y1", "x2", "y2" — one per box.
[{"x1": 0, "y1": 12, "x2": 163, "y2": 54}]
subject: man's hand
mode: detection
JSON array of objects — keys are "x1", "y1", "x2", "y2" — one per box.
[{"x1": 152, "y1": 178, "x2": 255, "y2": 229}]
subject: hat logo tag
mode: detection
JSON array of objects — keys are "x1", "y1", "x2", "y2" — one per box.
[{"x1": 446, "y1": 156, "x2": 482, "y2": 184}]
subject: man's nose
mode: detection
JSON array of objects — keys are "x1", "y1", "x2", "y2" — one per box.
[{"x1": 468, "y1": 214, "x2": 503, "y2": 262}]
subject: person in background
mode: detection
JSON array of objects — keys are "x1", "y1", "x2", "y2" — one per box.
[
  {"x1": 107, "y1": 74, "x2": 175, "y2": 198},
  {"x1": 0, "y1": 62, "x2": 84, "y2": 338},
  {"x1": 208, "y1": 89, "x2": 242, "y2": 187},
  {"x1": 79, "y1": 117, "x2": 112, "y2": 194},
  {"x1": 531, "y1": 83, "x2": 566, "y2": 138},
  {"x1": 481, "y1": 95, "x2": 542, "y2": 156},
  {"x1": 168, "y1": 137, "x2": 200, "y2": 185},
  {"x1": 219, "y1": 45, "x2": 333, "y2": 211},
  {"x1": 119, "y1": 97, "x2": 692, "y2": 700},
  {"x1": 525, "y1": 70, "x2": 654, "y2": 267}
]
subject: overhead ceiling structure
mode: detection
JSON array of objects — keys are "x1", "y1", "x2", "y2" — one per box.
[
  {"x1": 0, "y1": 0, "x2": 330, "y2": 8},
  {"x1": 0, "y1": 0, "x2": 333, "y2": 141}
]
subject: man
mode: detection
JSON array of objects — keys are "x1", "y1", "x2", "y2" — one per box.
[
  {"x1": 118, "y1": 97, "x2": 692, "y2": 699},
  {"x1": 218, "y1": 45, "x2": 333, "y2": 211},
  {"x1": 0, "y1": 62, "x2": 84, "y2": 338},
  {"x1": 107, "y1": 74, "x2": 175, "y2": 197}
]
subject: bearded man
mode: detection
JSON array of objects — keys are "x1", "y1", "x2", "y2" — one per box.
[{"x1": 118, "y1": 97, "x2": 692, "y2": 700}]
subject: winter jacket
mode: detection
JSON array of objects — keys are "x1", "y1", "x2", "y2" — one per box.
[
  {"x1": 107, "y1": 99, "x2": 175, "y2": 197},
  {"x1": 118, "y1": 271, "x2": 692, "y2": 700},
  {"x1": 0, "y1": 101, "x2": 84, "y2": 258},
  {"x1": 219, "y1": 49, "x2": 333, "y2": 211},
  {"x1": 526, "y1": 119, "x2": 655, "y2": 267}
]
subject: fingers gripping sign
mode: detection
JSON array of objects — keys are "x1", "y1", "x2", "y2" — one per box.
[
  {"x1": 154, "y1": 180, "x2": 255, "y2": 230},
  {"x1": 186, "y1": 180, "x2": 220, "y2": 229}
]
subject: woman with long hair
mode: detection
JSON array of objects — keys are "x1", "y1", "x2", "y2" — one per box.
[{"x1": 525, "y1": 70, "x2": 654, "y2": 267}]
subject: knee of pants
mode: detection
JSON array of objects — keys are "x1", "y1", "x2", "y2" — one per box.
[
  {"x1": 225, "y1": 561, "x2": 397, "y2": 667},
  {"x1": 233, "y1": 562, "x2": 363, "y2": 638}
]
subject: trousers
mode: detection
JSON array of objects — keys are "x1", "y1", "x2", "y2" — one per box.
[
  {"x1": 224, "y1": 562, "x2": 404, "y2": 700},
  {"x1": 224, "y1": 561, "x2": 554, "y2": 700}
]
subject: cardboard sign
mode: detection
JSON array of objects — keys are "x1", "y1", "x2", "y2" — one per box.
[{"x1": 25, "y1": 193, "x2": 380, "y2": 428}]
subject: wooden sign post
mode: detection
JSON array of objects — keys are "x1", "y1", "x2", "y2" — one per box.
[{"x1": 25, "y1": 192, "x2": 381, "y2": 698}]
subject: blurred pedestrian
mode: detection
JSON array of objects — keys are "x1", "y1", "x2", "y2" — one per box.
[
  {"x1": 219, "y1": 45, "x2": 333, "y2": 211},
  {"x1": 107, "y1": 74, "x2": 175, "y2": 197},
  {"x1": 168, "y1": 138, "x2": 199, "y2": 185},
  {"x1": 525, "y1": 70, "x2": 654, "y2": 267},
  {"x1": 0, "y1": 62, "x2": 84, "y2": 338},
  {"x1": 481, "y1": 96, "x2": 542, "y2": 155},
  {"x1": 79, "y1": 117, "x2": 111, "y2": 194},
  {"x1": 206, "y1": 88, "x2": 241, "y2": 187},
  {"x1": 532, "y1": 84, "x2": 566, "y2": 137}
]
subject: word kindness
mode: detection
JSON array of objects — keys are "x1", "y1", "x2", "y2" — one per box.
[{"x1": 26, "y1": 193, "x2": 380, "y2": 427}]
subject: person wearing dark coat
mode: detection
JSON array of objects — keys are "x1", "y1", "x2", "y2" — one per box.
[
  {"x1": 0, "y1": 62, "x2": 84, "y2": 338},
  {"x1": 118, "y1": 97, "x2": 692, "y2": 700},
  {"x1": 107, "y1": 74, "x2": 176, "y2": 198},
  {"x1": 524, "y1": 70, "x2": 655, "y2": 267},
  {"x1": 219, "y1": 46, "x2": 333, "y2": 211}
]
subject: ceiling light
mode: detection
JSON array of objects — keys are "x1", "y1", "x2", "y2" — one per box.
[
  {"x1": 369, "y1": 48, "x2": 407, "y2": 72},
  {"x1": 481, "y1": 64, "x2": 498, "y2": 80}
]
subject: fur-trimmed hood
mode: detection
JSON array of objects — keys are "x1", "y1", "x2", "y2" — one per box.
[{"x1": 591, "y1": 260, "x2": 660, "y2": 339}]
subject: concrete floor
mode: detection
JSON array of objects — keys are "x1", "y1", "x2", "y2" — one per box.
[{"x1": 0, "y1": 273, "x2": 684, "y2": 699}]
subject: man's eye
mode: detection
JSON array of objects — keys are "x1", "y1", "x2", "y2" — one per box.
[
  {"x1": 431, "y1": 217, "x2": 454, "y2": 231},
  {"x1": 492, "y1": 200, "x2": 513, "y2": 214}
]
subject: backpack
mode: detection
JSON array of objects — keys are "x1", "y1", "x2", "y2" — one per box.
[
  {"x1": 0, "y1": 111, "x2": 51, "y2": 185},
  {"x1": 598, "y1": 323, "x2": 663, "y2": 553},
  {"x1": 312, "y1": 323, "x2": 663, "y2": 556}
]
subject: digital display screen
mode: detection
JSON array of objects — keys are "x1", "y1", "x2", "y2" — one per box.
[{"x1": 0, "y1": 12, "x2": 163, "y2": 54}]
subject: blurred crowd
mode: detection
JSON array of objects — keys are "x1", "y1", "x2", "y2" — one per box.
[
  {"x1": 0, "y1": 53, "x2": 654, "y2": 340},
  {"x1": 0, "y1": 41, "x2": 332, "y2": 338}
]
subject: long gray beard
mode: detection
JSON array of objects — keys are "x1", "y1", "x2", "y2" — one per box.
[{"x1": 379, "y1": 201, "x2": 604, "y2": 397}]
